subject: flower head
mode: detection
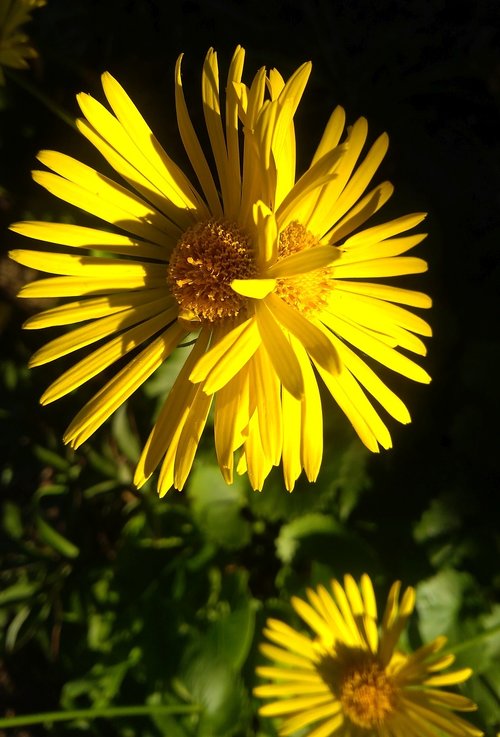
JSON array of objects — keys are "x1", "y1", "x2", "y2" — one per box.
[
  {"x1": 255, "y1": 574, "x2": 482, "y2": 737},
  {"x1": 10, "y1": 47, "x2": 431, "y2": 494},
  {"x1": 0, "y1": 0, "x2": 45, "y2": 84}
]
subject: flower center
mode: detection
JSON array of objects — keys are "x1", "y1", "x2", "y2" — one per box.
[
  {"x1": 168, "y1": 219, "x2": 256, "y2": 322},
  {"x1": 318, "y1": 649, "x2": 398, "y2": 730},
  {"x1": 338, "y1": 659, "x2": 396, "y2": 728},
  {"x1": 276, "y1": 221, "x2": 332, "y2": 315}
]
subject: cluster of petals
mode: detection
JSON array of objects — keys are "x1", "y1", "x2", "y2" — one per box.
[
  {"x1": 255, "y1": 574, "x2": 482, "y2": 737},
  {"x1": 0, "y1": 0, "x2": 45, "y2": 84},
  {"x1": 10, "y1": 46, "x2": 432, "y2": 494}
]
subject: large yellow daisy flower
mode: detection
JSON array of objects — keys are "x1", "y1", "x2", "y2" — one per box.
[
  {"x1": 0, "y1": 0, "x2": 45, "y2": 85},
  {"x1": 10, "y1": 46, "x2": 432, "y2": 494},
  {"x1": 255, "y1": 574, "x2": 482, "y2": 737}
]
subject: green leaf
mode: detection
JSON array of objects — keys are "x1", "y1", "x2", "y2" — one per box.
[
  {"x1": 61, "y1": 648, "x2": 142, "y2": 709},
  {"x1": 187, "y1": 462, "x2": 251, "y2": 550},
  {"x1": 1, "y1": 501, "x2": 23, "y2": 539},
  {"x1": 112, "y1": 404, "x2": 141, "y2": 463},
  {"x1": 33, "y1": 445, "x2": 71, "y2": 472},
  {"x1": 5, "y1": 605, "x2": 30, "y2": 651},
  {"x1": 35, "y1": 515, "x2": 79, "y2": 559},
  {"x1": 277, "y1": 513, "x2": 340, "y2": 564},
  {"x1": 183, "y1": 652, "x2": 247, "y2": 737},
  {"x1": 207, "y1": 603, "x2": 255, "y2": 670},
  {"x1": 416, "y1": 569, "x2": 473, "y2": 642},
  {"x1": 0, "y1": 582, "x2": 40, "y2": 607},
  {"x1": 147, "y1": 693, "x2": 190, "y2": 737}
]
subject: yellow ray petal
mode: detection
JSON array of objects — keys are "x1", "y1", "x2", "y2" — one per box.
[
  {"x1": 22, "y1": 288, "x2": 166, "y2": 329},
  {"x1": 100, "y1": 72, "x2": 200, "y2": 213},
  {"x1": 334, "y1": 279, "x2": 432, "y2": 308},
  {"x1": 175, "y1": 54, "x2": 222, "y2": 216},
  {"x1": 291, "y1": 595, "x2": 333, "y2": 642},
  {"x1": 32, "y1": 169, "x2": 176, "y2": 245},
  {"x1": 323, "y1": 312, "x2": 431, "y2": 384},
  {"x1": 37, "y1": 150, "x2": 181, "y2": 241},
  {"x1": 265, "y1": 245, "x2": 340, "y2": 278},
  {"x1": 259, "y1": 694, "x2": 333, "y2": 717},
  {"x1": 288, "y1": 334, "x2": 323, "y2": 482},
  {"x1": 64, "y1": 320, "x2": 187, "y2": 448},
  {"x1": 190, "y1": 316, "x2": 261, "y2": 393},
  {"x1": 76, "y1": 90, "x2": 203, "y2": 223},
  {"x1": 332, "y1": 255, "x2": 428, "y2": 278},
  {"x1": 231, "y1": 278, "x2": 277, "y2": 299},
  {"x1": 173, "y1": 386, "x2": 213, "y2": 489},
  {"x1": 253, "y1": 200, "x2": 278, "y2": 270},
  {"x1": 325, "y1": 181, "x2": 394, "y2": 245},
  {"x1": 343, "y1": 212, "x2": 427, "y2": 248},
  {"x1": 282, "y1": 384, "x2": 302, "y2": 491},
  {"x1": 300, "y1": 712, "x2": 344, "y2": 737},
  {"x1": 311, "y1": 105, "x2": 346, "y2": 166},
  {"x1": 10, "y1": 249, "x2": 166, "y2": 279},
  {"x1": 17, "y1": 273, "x2": 166, "y2": 299},
  {"x1": 255, "y1": 300, "x2": 304, "y2": 399},
  {"x1": 338, "y1": 233, "x2": 427, "y2": 261},
  {"x1": 9, "y1": 221, "x2": 169, "y2": 260},
  {"x1": 250, "y1": 347, "x2": 283, "y2": 467},
  {"x1": 214, "y1": 365, "x2": 251, "y2": 483},
  {"x1": 134, "y1": 329, "x2": 210, "y2": 488},
  {"x1": 333, "y1": 337, "x2": 411, "y2": 424},
  {"x1": 30, "y1": 296, "x2": 174, "y2": 366},
  {"x1": 40, "y1": 308, "x2": 178, "y2": 404},
  {"x1": 76, "y1": 117, "x2": 199, "y2": 231},
  {"x1": 267, "y1": 293, "x2": 340, "y2": 376},
  {"x1": 224, "y1": 45, "x2": 245, "y2": 219}
]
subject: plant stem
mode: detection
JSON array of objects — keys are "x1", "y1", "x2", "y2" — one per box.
[
  {"x1": 5, "y1": 69, "x2": 77, "y2": 130},
  {"x1": 0, "y1": 703, "x2": 200, "y2": 728},
  {"x1": 445, "y1": 623, "x2": 500, "y2": 655}
]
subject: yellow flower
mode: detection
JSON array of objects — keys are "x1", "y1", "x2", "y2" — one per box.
[
  {"x1": 255, "y1": 574, "x2": 482, "y2": 737},
  {"x1": 0, "y1": 0, "x2": 45, "y2": 84},
  {"x1": 10, "y1": 47, "x2": 432, "y2": 494}
]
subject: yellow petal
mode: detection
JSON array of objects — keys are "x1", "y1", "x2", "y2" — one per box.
[
  {"x1": 9, "y1": 221, "x2": 168, "y2": 260},
  {"x1": 190, "y1": 317, "x2": 261, "y2": 393},
  {"x1": 231, "y1": 278, "x2": 276, "y2": 299},
  {"x1": 332, "y1": 255, "x2": 428, "y2": 278},
  {"x1": 265, "y1": 245, "x2": 340, "y2": 278},
  {"x1": 335, "y1": 279, "x2": 432, "y2": 308},
  {"x1": 255, "y1": 300, "x2": 304, "y2": 399},
  {"x1": 134, "y1": 329, "x2": 210, "y2": 488},
  {"x1": 30, "y1": 296, "x2": 174, "y2": 366},
  {"x1": 40, "y1": 308, "x2": 178, "y2": 404},
  {"x1": 267, "y1": 293, "x2": 340, "y2": 376},
  {"x1": 100, "y1": 71, "x2": 200, "y2": 213},
  {"x1": 175, "y1": 54, "x2": 222, "y2": 216},
  {"x1": 64, "y1": 321, "x2": 187, "y2": 448}
]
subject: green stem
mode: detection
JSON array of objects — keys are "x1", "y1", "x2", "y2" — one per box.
[
  {"x1": 444, "y1": 623, "x2": 500, "y2": 656},
  {"x1": 0, "y1": 703, "x2": 200, "y2": 729},
  {"x1": 5, "y1": 69, "x2": 77, "y2": 130}
]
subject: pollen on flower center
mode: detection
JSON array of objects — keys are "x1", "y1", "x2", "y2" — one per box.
[
  {"x1": 276, "y1": 221, "x2": 332, "y2": 315},
  {"x1": 338, "y1": 659, "x2": 397, "y2": 728},
  {"x1": 168, "y1": 219, "x2": 256, "y2": 322}
]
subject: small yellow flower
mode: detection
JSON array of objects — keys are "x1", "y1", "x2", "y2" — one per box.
[
  {"x1": 10, "y1": 47, "x2": 432, "y2": 494},
  {"x1": 0, "y1": 0, "x2": 45, "y2": 84},
  {"x1": 255, "y1": 574, "x2": 482, "y2": 737}
]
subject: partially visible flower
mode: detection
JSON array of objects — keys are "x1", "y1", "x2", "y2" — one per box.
[
  {"x1": 255, "y1": 574, "x2": 482, "y2": 737},
  {"x1": 0, "y1": 0, "x2": 45, "y2": 84},
  {"x1": 10, "y1": 47, "x2": 431, "y2": 495}
]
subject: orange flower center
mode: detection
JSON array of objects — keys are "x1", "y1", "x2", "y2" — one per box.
[
  {"x1": 168, "y1": 219, "x2": 256, "y2": 322},
  {"x1": 338, "y1": 659, "x2": 396, "y2": 728},
  {"x1": 276, "y1": 221, "x2": 332, "y2": 315},
  {"x1": 318, "y1": 648, "x2": 398, "y2": 729}
]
